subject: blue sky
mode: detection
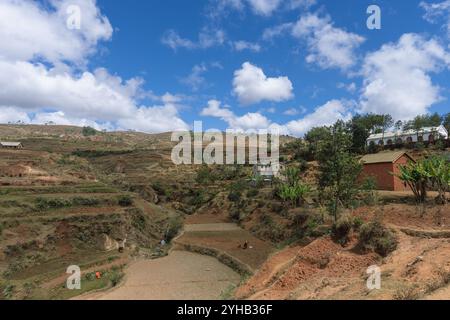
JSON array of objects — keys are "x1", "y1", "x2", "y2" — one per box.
[{"x1": 0, "y1": 0, "x2": 449, "y2": 135}]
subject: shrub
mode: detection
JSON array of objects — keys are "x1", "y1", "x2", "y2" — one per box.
[
  {"x1": 2, "y1": 284, "x2": 15, "y2": 299},
  {"x1": 196, "y1": 165, "x2": 215, "y2": 184},
  {"x1": 246, "y1": 188, "x2": 259, "y2": 198},
  {"x1": 332, "y1": 215, "x2": 353, "y2": 245},
  {"x1": 358, "y1": 221, "x2": 398, "y2": 257},
  {"x1": 165, "y1": 216, "x2": 183, "y2": 242},
  {"x1": 228, "y1": 190, "x2": 241, "y2": 203},
  {"x1": 110, "y1": 271, "x2": 124, "y2": 287},
  {"x1": 352, "y1": 216, "x2": 364, "y2": 230},
  {"x1": 118, "y1": 195, "x2": 133, "y2": 207},
  {"x1": 229, "y1": 209, "x2": 241, "y2": 222},
  {"x1": 360, "y1": 176, "x2": 379, "y2": 205},
  {"x1": 72, "y1": 197, "x2": 100, "y2": 206},
  {"x1": 35, "y1": 197, "x2": 71, "y2": 210},
  {"x1": 82, "y1": 126, "x2": 97, "y2": 136}
]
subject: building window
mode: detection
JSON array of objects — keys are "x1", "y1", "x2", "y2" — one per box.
[
  {"x1": 406, "y1": 137, "x2": 413, "y2": 144},
  {"x1": 387, "y1": 139, "x2": 393, "y2": 145},
  {"x1": 396, "y1": 138, "x2": 403, "y2": 144},
  {"x1": 378, "y1": 140, "x2": 384, "y2": 146}
]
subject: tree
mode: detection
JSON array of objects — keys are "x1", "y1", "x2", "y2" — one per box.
[
  {"x1": 395, "y1": 156, "x2": 449, "y2": 204},
  {"x1": 304, "y1": 126, "x2": 330, "y2": 160},
  {"x1": 82, "y1": 126, "x2": 97, "y2": 137},
  {"x1": 380, "y1": 114, "x2": 394, "y2": 143},
  {"x1": 395, "y1": 161, "x2": 429, "y2": 203},
  {"x1": 349, "y1": 113, "x2": 393, "y2": 153},
  {"x1": 317, "y1": 121, "x2": 362, "y2": 221},
  {"x1": 404, "y1": 113, "x2": 443, "y2": 141},
  {"x1": 443, "y1": 112, "x2": 450, "y2": 134},
  {"x1": 423, "y1": 156, "x2": 449, "y2": 204}
]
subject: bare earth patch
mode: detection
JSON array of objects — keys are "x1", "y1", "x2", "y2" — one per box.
[{"x1": 80, "y1": 251, "x2": 241, "y2": 300}]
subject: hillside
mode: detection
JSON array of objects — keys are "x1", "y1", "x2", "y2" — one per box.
[{"x1": 0, "y1": 124, "x2": 449, "y2": 300}]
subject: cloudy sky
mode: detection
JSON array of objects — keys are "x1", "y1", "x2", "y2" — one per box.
[{"x1": 0, "y1": 0, "x2": 449, "y2": 136}]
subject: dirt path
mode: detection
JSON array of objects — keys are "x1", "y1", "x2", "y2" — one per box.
[{"x1": 80, "y1": 251, "x2": 240, "y2": 300}]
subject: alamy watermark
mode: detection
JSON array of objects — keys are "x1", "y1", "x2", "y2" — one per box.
[
  {"x1": 171, "y1": 121, "x2": 280, "y2": 172},
  {"x1": 66, "y1": 265, "x2": 81, "y2": 290},
  {"x1": 66, "y1": 4, "x2": 81, "y2": 30},
  {"x1": 367, "y1": 5, "x2": 381, "y2": 30},
  {"x1": 366, "y1": 265, "x2": 381, "y2": 290}
]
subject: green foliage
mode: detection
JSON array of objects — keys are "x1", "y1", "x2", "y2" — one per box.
[
  {"x1": 317, "y1": 121, "x2": 362, "y2": 221},
  {"x1": 403, "y1": 113, "x2": 443, "y2": 131},
  {"x1": 165, "y1": 216, "x2": 183, "y2": 242},
  {"x1": 332, "y1": 214, "x2": 353, "y2": 245},
  {"x1": 443, "y1": 112, "x2": 450, "y2": 134},
  {"x1": 358, "y1": 221, "x2": 398, "y2": 257},
  {"x1": 34, "y1": 196, "x2": 106, "y2": 211},
  {"x1": 118, "y1": 195, "x2": 133, "y2": 207},
  {"x1": 246, "y1": 188, "x2": 259, "y2": 198},
  {"x1": 110, "y1": 270, "x2": 124, "y2": 287},
  {"x1": 72, "y1": 149, "x2": 133, "y2": 158},
  {"x1": 349, "y1": 113, "x2": 393, "y2": 154},
  {"x1": 276, "y1": 166, "x2": 311, "y2": 207},
  {"x1": 82, "y1": 126, "x2": 97, "y2": 136},
  {"x1": 277, "y1": 183, "x2": 311, "y2": 207},
  {"x1": 228, "y1": 190, "x2": 242, "y2": 203},
  {"x1": 395, "y1": 156, "x2": 449, "y2": 204},
  {"x1": 195, "y1": 165, "x2": 216, "y2": 184},
  {"x1": 360, "y1": 176, "x2": 379, "y2": 206},
  {"x1": 35, "y1": 197, "x2": 72, "y2": 210},
  {"x1": 2, "y1": 284, "x2": 15, "y2": 299},
  {"x1": 228, "y1": 180, "x2": 245, "y2": 203},
  {"x1": 422, "y1": 156, "x2": 450, "y2": 204},
  {"x1": 304, "y1": 126, "x2": 331, "y2": 160},
  {"x1": 395, "y1": 161, "x2": 429, "y2": 203}
]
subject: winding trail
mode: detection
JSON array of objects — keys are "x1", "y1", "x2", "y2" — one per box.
[{"x1": 81, "y1": 250, "x2": 240, "y2": 300}]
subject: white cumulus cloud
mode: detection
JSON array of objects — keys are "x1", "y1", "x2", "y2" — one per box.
[
  {"x1": 201, "y1": 99, "x2": 353, "y2": 136},
  {"x1": 0, "y1": 0, "x2": 189, "y2": 133},
  {"x1": 0, "y1": 0, "x2": 112, "y2": 65},
  {"x1": 292, "y1": 13, "x2": 365, "y2": 70},
  {"x1": 233, "y1": 62, "x2": 294, "y2": 105},
  {"x1": 359, "y1": 33, "x2": 450, "y2": 121},
  {"x1": 201, "y1": 100, "x2": 271, "y2": 130}
]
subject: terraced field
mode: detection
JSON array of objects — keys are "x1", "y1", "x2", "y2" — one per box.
[{"x1": 0, "y1": 128, "x2": 184, "y2": 299}]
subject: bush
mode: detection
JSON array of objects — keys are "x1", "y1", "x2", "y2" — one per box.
[
  {"x1": 246, "y1": 188, "x2": 259, "y2": 198},
  {"x1": 82, "y1": 126, "x2": 97, "y2": 136},
  {"x1": 165, "y1": 216, "x2": 183, "y2": 242},
  {"x1": 35, "y1": 197, "x2": 71, "y2": 210},
  {"x1": 352, "y1": 216, "x2": 364, "y2": 230},
  {"x1": 72, "y1": 197, "x2": 100, "y2": 206},
  {"x1": 358, "y1": 221, "x2": 398, "y2": 257},
  {"x1": 195, "y1": 165, "x2": 215, "y2": 184},
  {"x1": 332, "y1": 215, "x2": 353, "y2": 245},
  {"x1": 228, "y1": 190, "x2": 241, "y2": 203},
  {"x1": 118, "y1": 195, "x2": 133, "y2": 207},
  {"x1": 110, "y1": 271, "x2": 124, "y2": 287}
]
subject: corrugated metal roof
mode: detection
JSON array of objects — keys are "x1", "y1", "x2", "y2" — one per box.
[
  {"x1": 360, "y1": 151, "x2": 413, "y2": 164},
  {"x1": 0, "y1": 142, "x2": 22, "y2": 147}
]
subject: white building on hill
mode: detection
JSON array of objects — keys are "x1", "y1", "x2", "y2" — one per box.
[
  {"x1": 366, "y1": 125, "x2": 448, "y2": 146},
  {"x1": 0, "y1": 142, "x2": 24, "y2": 149}
]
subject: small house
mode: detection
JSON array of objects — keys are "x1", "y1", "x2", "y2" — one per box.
[
  {"x1": 360, "y1": 151, "x2": 415, "y2": 191},
  {"x1": 253, "y1": 162, "x2": 281, "y2": 181},
  {"x1": 0, "y1": 142, "x2": 24, "y2": 149}
]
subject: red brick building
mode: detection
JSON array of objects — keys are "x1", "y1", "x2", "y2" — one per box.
[{"x1": 360, "y1": 151, "x2": 415, "y2": 191}]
